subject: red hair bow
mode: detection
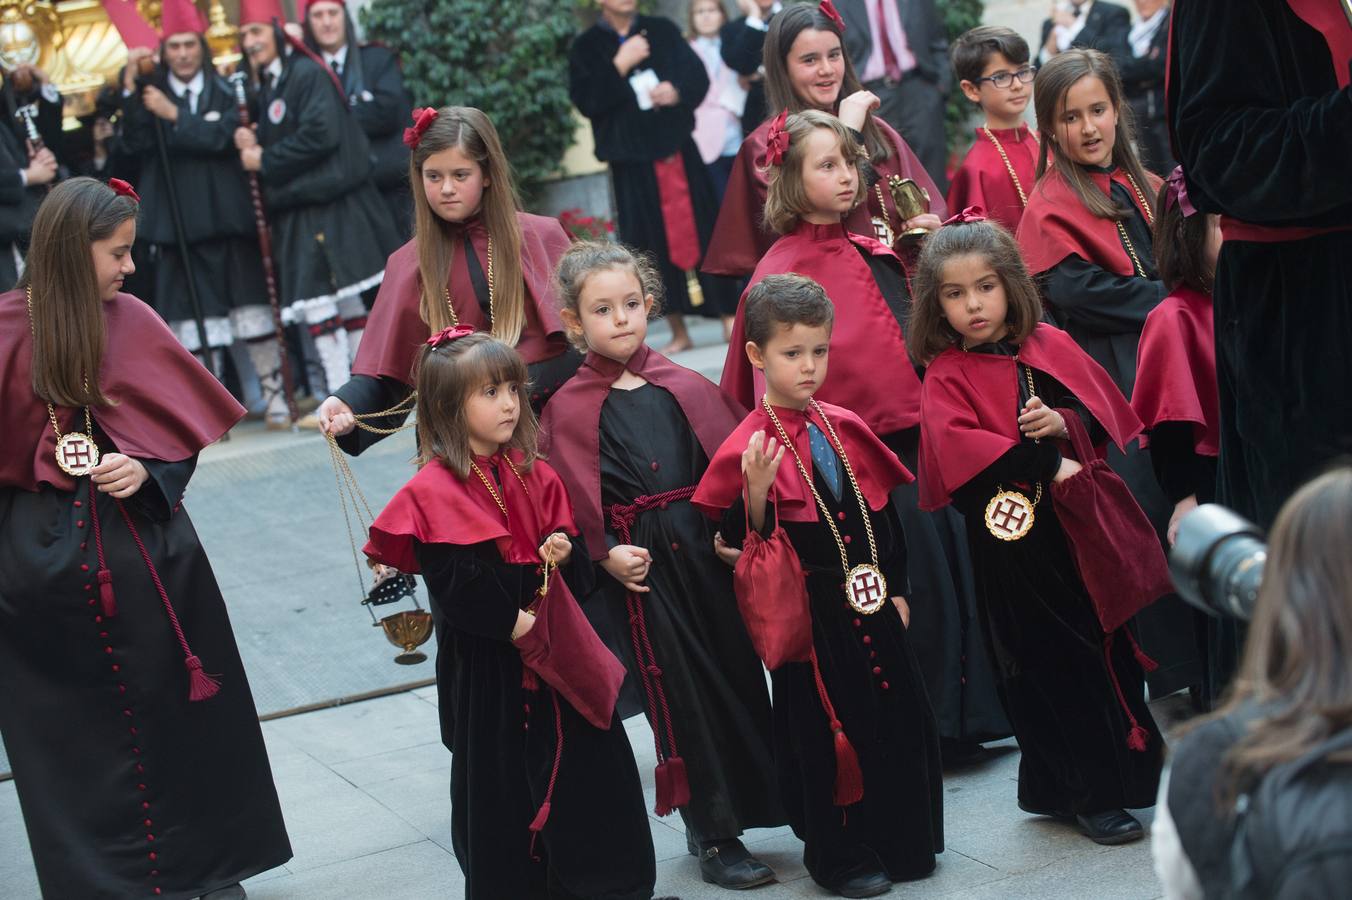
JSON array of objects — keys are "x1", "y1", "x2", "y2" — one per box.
[
  {"x1": 403, "y1": 107, "x2": 438, "y2": 150},
  {"x1": 818, "y1": 0, "x2": 846, "y2": 32},
  {"x1": 109, "y1": 178, "x2": 140, "y2": 203},
  {"x1": 942, "y1": 206, "x2": 987, "y2": 226},
  {"x1": 765, "y1": 110, "x2": 790, "y2": 166},
  {"x1": 426, "y1": 324, "x2": 475, "y2": 347},
  {"x1": 1164, "y1": 166, "x2": 1197, "y2": 218}
]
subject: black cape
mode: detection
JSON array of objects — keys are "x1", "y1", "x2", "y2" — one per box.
[{"x1": 338, "y1": 33, "x2": 413, "y2": 240}]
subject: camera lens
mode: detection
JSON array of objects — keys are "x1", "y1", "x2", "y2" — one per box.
[{"x1": 1169, "y1": 505, "x2": 1267, "y2": 621}]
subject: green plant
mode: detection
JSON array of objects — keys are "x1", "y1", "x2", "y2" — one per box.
[
  {"x1": 360, "y1": 0, "x2": 579, "y2": 200},
  {"x1": 942, "y1": 0, "x2": 985, "y2": 165}
]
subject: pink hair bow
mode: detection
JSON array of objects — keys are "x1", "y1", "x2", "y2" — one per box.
[
  {"x1": 426, "y1": 324, "x2": 475, "y2": 347},
  {"x1": 108, "y1": 178, "x2": 140, "y2": 203},
  {"x1": 1164, "y1": 166, "x2": 1197, "y2": 218},
  {"x1": 403, "y1": 107, "x2": 438, "y2": 150},
  {"x1": 765, "y1": 110, "x2": 790, "y2": 166},
  {"x1": 942, "y1": 206, "x2": 987, "y2": 226},
  {"x1": 818, "y1": 0, "x2": 846, "y2": 32}
]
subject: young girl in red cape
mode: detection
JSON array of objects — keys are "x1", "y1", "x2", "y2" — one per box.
[
  {"x1": 363, "y1": 330, "x2": 655, "y2": 899},
  {"x1": 1134, "y1": 166, "x2": 1229, "y2": 708},
  {"x1": 702, "y1": 0, "x2": 944, "y2": 278},
  {"x1": 538, "y1": 242, "x2": 782, "y2": 889},
  {"x1": 694, "y1": 275, "x2": 942, "y2": 898},
  {"x1": 1015, "y1": 49, "x2": 1201, "y2": 702},
  {"x1": 909, "y1": 214, "x2": 1164, "y2": 845},
  {"x1": 722, "y1": 108, "x2": 1010, "y2": 757},
  {"x1": 319, "y1": 107, "x2": 580, "y2": 450},
  {"x1": 0, "y1": 178, "x2": 291, "y2": 898}
]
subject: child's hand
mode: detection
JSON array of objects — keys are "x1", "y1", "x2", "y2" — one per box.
[
  {"x1": 1168, "y1": 494, "x2": 1199, "y2": 547},
  {"x1": 1018, "y1": 396, "x2": 1067, "y2": 440},
  {"x1": 892, "y1": 595, "x2": 910, "y2": 628},
  {"x1": 1053, "y1": 456, "x2": 1083, "y2": 483},
  {"x1": 713, "y1": 532, "x2": 742, "y2": 568},
  {"x1": 902, "y1": 213, "x2": 943, "y2": 234},
  {"x1": 91, "y1": 453, "x2": 149, "y2": 498},
  {"x1": 602, "y1": 544, "x2": 652, "y2": 592},
  {"x1": 539, "y1": 532, "x2": 572, "y2": 567},
  {"x1": 742, "y1": 430, "x2": 785, "y2": 496},
  {"x1": 838, "y1": 89, "x2": 881, "y2": 131}
]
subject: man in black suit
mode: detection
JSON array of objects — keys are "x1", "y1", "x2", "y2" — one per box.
[
  {"x1": 836, "y1": 0, "x2": 950, "y2": 190},
  {"x1": 1114, "y1": 0, "x2": 1174, "y2": 172},
  {"x1": 1, "y1": 65, "x2": 60, "y2": 290},
  {"x1": 1038, "y1": 0, "x2": 1131, "y2": 63},
  {"x1": 720, "y1": 0, "x2": 781, "y2": 134}
]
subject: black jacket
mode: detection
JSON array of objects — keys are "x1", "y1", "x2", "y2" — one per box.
[
  {"x1": 120, "y1": 67, "x2": 258, "y2": 244},
  {"x1": 569, "y1": 15, "x2": 709, "y2": 163},
  {"x1": 1039, "y1": 1, "x2": 1131, "y2": 57},
  {"x1": 719, "y1": 15, "x2": 769, "y2": 133},
  {"x1": 255, "y1": 51, "x2": 375, "y2": 211},
  {"x1": 1114, "y1": 8, "x2": 1170, "y2": 102},
  {"x1": 1, "y1": 85, "x2": 62, "y2": 245},
  {"x1": 838, "y1": 0, "x2": 950, "y2": 91}
]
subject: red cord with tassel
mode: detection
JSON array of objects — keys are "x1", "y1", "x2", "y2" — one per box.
[
  {"x1": 810, "y1": 649, "x2": 864, "y2": 806},
  {"x1": 89, "y1": 480, "x2": 118, "y2": 618},
  {"x1": 1103, "y1": 631, "x2": 1150, "y2": 752}
]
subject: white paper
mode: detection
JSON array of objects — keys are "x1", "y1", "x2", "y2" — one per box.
[{"x1": 629, "y1": 68, "x2": 660, "y2": 111}]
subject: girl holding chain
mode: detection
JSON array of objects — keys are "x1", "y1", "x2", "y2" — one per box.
[
  {"x1": 694, "y1": 275, "x2": 942, "y2": 899},
  {"x1": 319, "y1": 106, "x2": 580, "y2": 450},
  {"x1": 0, "y1": 177, "x2": 291, "y2": 897},
  {"x1": 364, "y1": 329, "x2": 655, "y2": 899},
  {"x1": 909, "y1": 215, "x2": 1163, "y2": 846},
  {"x1": 1016, "y1": 48, "x2": 1202, "y2": 707}
]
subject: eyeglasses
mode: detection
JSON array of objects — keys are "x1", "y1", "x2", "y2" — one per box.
[{"x1": 975, "y1": 66, "x2": 1037, "y2": 89}]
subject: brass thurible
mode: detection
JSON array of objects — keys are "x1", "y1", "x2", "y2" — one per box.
[{"x1": 888, "y1": 176, "x2": 932, "y2": 245}]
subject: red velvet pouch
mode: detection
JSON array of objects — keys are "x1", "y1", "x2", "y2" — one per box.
[
  {"x1": 514, "y1": 568, "x2": 626, "y2": 729},
  {"x1": 1051, "y1": 411, "x2": 1173, "y2": 633},
  {"x1": 732, "y1": 490, "x2": 813, "y2": 670}
]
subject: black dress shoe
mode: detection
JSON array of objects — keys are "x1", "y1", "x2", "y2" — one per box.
[
  {"x1": 1075, "y1": 809, "x2": 1144, "y2": 845},
  {"x1": 834, "y1": 870, "x2": 892, "y2": 898},
  {"x1": 698, "y1": 840, "x2": 776, "y2": 889}
]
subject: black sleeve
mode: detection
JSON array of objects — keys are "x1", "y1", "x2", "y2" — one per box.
[
  {"x1": 1148, "y1": 422, "x2": 1208, "y2": 505},
  {"x1": 332, "y1": 374, "x2": 413, "y2": 456},
  {"x1": 1041, "y1": 256, "x2": 1168, "y2": 335},
  {"x1": 558, "y1": 531, "x2": 596, "y2": 600},
  {"x1": 568, "y1": 34, "x2": 633, "y2": 120},
  {"x1": 663, "y1": 21, "x2": 710, "y2": 110},
  {"x1": 259, "y1": 68, "x2": 343, "y2": 183},
  {"x1": 719, "y1": 494, "x2": 777, "y2": 549},
  {"x1": 414, "y1": 540, "x2": 533, "y2": 640},
  {"x1": 719, "y1": 18, "x2": 766, "y2": 76},
  {"x1": 351, "y1": 48, "x2": 409, "y2": 139},
  {"x1": 875, "y1": 502, "x2": 909, "y2": 598},
  {"x1": 0, "y1": 167, "x2": 22, "y2": 206},
  {"x1": 167, "y1": 102, "x2": 241, "y2": 156},
  {"x1": 128, "y1": 456, "x2": 197, "y2": 521},
  {"x1": 951, "y1": 440, "x2": 1064, "y2": 514},
  {"x1": 1092, "y1": 5, "x2": 1132, "y2": 55}
]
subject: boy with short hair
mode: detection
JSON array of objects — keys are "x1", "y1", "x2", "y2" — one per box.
[
  {"x1": 946, "y1": 26, "x2": 1041, "y2": 234},
  {"x1": 694, "y1": 274, "x2": 943, "y2": 899}
]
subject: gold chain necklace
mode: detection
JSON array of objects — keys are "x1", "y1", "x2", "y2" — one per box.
[
  {"x1": 1122, "y1": 171, "x2": 1154, "y2": 225},
  {"x1": 984, "y1": 361, "x2": 1043, "y2": 541},
  {"x1": 871, "y1": 182, "x2": 895, "y2": 246},
  {"x1": 1112, "y1": 173, "x2": 1153, "y2": 278},
  {"x1": 469, "y1": 456, "x2": 555, "y2": 606},
  {"x1": 24, "y1": 287, "x2": 101, "y2": 477},
  {"x1": 762, "y1": 398, "x2": 889, "y2": 615},
  {"x1": 981, "y1": 126, "x2": 1027, "y2": 207},
  {"x1": 442, "y1": 235, "x2": 495, "y2": 329}
]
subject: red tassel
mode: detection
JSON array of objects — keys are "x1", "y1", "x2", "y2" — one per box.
[
  {"x1": 521, "y1": 666, "x2": 539, "y2": 691},
  {"x1": 1125, "y1": 630, "x2": 1159, "y2": 672},
  {"x1": 653, "y1": 760, "x2": 674, "y2": 817},
  {"x1": 830, "y1": 723, "x2": 864, "y2": 807},
  {"x1": 665, "y1": 755, "x2": 691, "y2": 809},
  {"x1": 528, "y1": 800, "x2": 551, "y2": 833},
  {"x1": 184, "y1": 655, "x2": 221, "y2": 702},
  {"x1": 1127, "y1": 725, "x2": 1150, "y2": 752},
  {"x1": 97, "y1": 569, "x2": 117, "y2": 617}
]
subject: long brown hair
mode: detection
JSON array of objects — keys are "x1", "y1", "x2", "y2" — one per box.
[
  {"x1": 763, "y1": 4, "x2": 891, "y2": 165},
  {"x1": 908, "y1": 219, "x2": 1042, "y2": 364},
  {"x1": 409, "y1": 108, "x2": 527, "y2": 346},
  {"x1": 1152, "y1": 180, "x2": 1215, "y2": 293},
  {"x1": 414, "y1": 332, "x2": 538, "y2": 477},
  {"x1": 1032, "y1": 49, "x2": 1154, "y2": 221},
  {"x1": 1203, "y1": 468, "x2": 1352, "y2": 807},
  {"x1": 19, "y1": 177, "x2": 138, "y2": 408},
  {"x1": 762, "y1": 110, "x2": 867, "y2": 234}
]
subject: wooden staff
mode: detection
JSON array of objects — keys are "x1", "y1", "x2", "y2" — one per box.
[{"x1": 229, "y1": 69, "x2": 298, "y2": 425}]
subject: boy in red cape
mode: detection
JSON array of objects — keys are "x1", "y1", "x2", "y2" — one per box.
[{"x1": 694, "y1": 274, "x2": 942, "y2": 898}]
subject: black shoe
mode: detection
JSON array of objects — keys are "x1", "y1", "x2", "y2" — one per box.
[
  {"x1": 834, "y1": 870, "x2": 892, "y2": 898},
  {"x1": 698, "y1": 840, "x2": 776, "y2": 890},
  {"x1": 1075, "y1": 809, "x2": 1144, "y2": 845}
]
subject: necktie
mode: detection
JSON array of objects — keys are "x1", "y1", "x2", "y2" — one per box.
[
  {"x1": 184, "y1": 88, "x2": 195, "y2": 115},
  {"x1": 807, "y1": 423, "x2": 844, "y2": 502},
  {"x1": 875, "y1": 0, "x2": 902, "y2": 82},
  {"x1": 330, "y1": 59, "x2": 342, "y2": 77}
]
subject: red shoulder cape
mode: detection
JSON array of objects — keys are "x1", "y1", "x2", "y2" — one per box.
[
  {"x1": 720, "y1": 220, "x2": 923, "y2": 436},
  {"x1": 693, "y1": 400, "x2": 913, "y2": 522},
  {"x1": 703, "y1": 116, "x2": 947, "y2": 278},
  {"x1": 364, "y1": 451, "x2": 578, "y2": 572},
  {"x1": 1131, "y1": 286, "x2": 1219, "y2": 456},
  {"x1": 917, "y1": 323, "x2": 1144, "y2": 510},
  {"x1": 1017, "y1": 165, "x2": 1163, "y2": 276},
  {"x1": 539, "y1": 344, "x2": 746, "y2": 560},
  {"x1": 353, "y1": 212, "x2": 572, "y2": 384},
  {"x1": 0, "y1": 290, "x2": 245, "y2": 492},
  {"x1": 946, "y1": 126, "x2": 1040, "y2": 236}
]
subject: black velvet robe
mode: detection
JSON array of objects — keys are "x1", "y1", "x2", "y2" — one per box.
[
  {"x1": 590, "y1": 383, "x2": 781, "y2": 842},
  {"x1": 414, "y1": 524, "x2": 655, "y2": 900},
  {"x1": 949, "y1": 342, "x2": 1164, "y2": 816},
  {"x1": 0, "y1": 439, "x2": 291, "y2": 898},
  {"x1": 722, "y1": 475, "x2": 943, "y2": 890},
  {"x1": 569, "y1": 15, "x2": 740, "y2": 317},
  {"x1": 1039, "y1": 174, "x2": 1200, "y2": 699},
  {"x1": 1167, "y1": 0, "x2": 1352, "y2": 529}
]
